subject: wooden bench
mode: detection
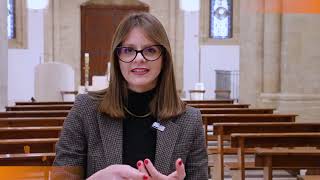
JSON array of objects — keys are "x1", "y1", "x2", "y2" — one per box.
[
  {"x1": 184, "y1": 99, "x2": 234, "y2": 104},
  {"x1": 199, "y1": 108, "x2": 274, "y2": 114},
  {"x1": 0, "y1": 153, "x2": 55, "y2": 165},
  {"x1": 202, "y1": 114, "x2": 296, "y2": 144},
  {"x1": 0, "y1": 138, "x2": 58, "y2": 154},
  {"x1": 6, "y1": 105, "x2": 73, "y2": 111},
  {"x1": 255, "y1": 148, "x2": 320, "y2": 180},
  {"x1": 15, "y1": 101, "x2": 74, "y2": 105},
  {"x1": 231, "y1": 132, "x2": 320, "y2": 180},
  {"x1": 0, "y1": 111, "x2": 69, "y2": 118},
  {"x1": 212, "y1": 122, "x2": 320, "y2": 180},
  {"x1": 0, "y1": 126, "x2": 62, "y2": 139},
  {"x1": 190, "y1": 104, "x2": 250, "y2": 108},
  {"x1": 0, "y1": 117, "x2": 65, "y2": 127}
]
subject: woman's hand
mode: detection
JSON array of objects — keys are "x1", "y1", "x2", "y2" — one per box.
[
  {"x1": 87, "y1": 164, "x2": 148, "y2": 180},
  {"x1": 136, "y1": 158, "x2": 186, "y2": 180}
]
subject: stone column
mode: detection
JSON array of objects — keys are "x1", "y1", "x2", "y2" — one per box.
[
  {"x1": 239, "y1": 0, "x2": 264, "y2": 106},
  {"x1": 263, "y1": 0, "x2": 281, "y2": 93},
  {"x1": 0, "y1": 0, "x2": 8, "y2": 111}
]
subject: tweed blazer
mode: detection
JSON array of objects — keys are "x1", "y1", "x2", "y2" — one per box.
[{"x1": 53, "y1": 94, "x2": 208, "y2": 179}]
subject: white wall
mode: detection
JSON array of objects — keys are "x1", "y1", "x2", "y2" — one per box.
[
  {"x1": 8, "y1": 9, "x2": 44, "y2": 104},
  {"x1": 201, "y1": 45, "x2": 239, "y2": 99},
  {"x1": 183, "y1": 11, "x2": 200, "y2": 99},
  {"x1": 0, "y1": 0, "x2": 8, "y2": 111},
  {"x1": 183, "y1": 11, "x2": 239, "y2": 99}
]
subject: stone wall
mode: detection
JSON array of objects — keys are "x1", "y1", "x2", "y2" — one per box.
[{"x1": 240, "y1": 0, "x2": 320, "y2": 122}]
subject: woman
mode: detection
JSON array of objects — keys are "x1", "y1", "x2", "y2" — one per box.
[{"x1": 53, "y1": 12, "x2": 208, "y2": 180}]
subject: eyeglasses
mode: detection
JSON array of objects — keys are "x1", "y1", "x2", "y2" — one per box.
[{"x1": 116, "y1": 45, "x2": 164, "y2": 63}]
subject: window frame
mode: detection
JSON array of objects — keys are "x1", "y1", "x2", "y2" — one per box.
[
  {"x1": 8, "y1": 0, "x2": 27, "y2": 49},
  {"x1": 200, "y1": 0, "x2": 239, "y2": 45}
]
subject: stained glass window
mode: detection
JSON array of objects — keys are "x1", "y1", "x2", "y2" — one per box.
[
  {"x1": 210, "y1": 0, "x2": 232, "y2": 39},
  {"x1": 7, "y1": 0, "x2": 15, "y2": 39}
]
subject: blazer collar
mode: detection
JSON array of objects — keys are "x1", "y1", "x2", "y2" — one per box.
[
  {"x1": 97, "y1": 112, "x2": 123, "y2": 165},
  {"x1": 97, "y1": 113, "x2": 180, "y2": 175},
  {"x1": 154, "y1": 119, "x2": 180, "y2": 175}
]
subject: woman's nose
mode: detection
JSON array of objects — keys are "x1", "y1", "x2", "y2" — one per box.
[{"x1": 133, "y1": 51, "x2": 146, "y2": 63}]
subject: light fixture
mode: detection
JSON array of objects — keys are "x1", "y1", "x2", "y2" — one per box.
[
  {"x1": 179, "y1": 0, "x2": 200, "y2": 12},
  {"x1": 27, "y1": 0, "x2": 49, "y2": 10}
]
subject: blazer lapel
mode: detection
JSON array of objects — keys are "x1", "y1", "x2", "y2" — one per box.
[
  {"x1": 97, "y1": 112, "x2": 123, "y2": 165},
  {"x1": 154, "y1": 119, "x2": 180, "y2": 175}
]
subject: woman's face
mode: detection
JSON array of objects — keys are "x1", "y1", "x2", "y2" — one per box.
[{"x1": 118, "y1": 27, "x2": 163, "y2": 92}]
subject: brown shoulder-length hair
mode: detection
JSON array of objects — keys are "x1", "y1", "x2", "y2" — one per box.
[{"x1": 90, "y1": 12, "x2": 186, "y2": 120}]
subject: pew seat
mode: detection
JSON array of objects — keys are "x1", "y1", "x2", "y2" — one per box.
[
  {"x1": 199, "y1": 108, "x2": 274, "y2": 114},
  {"x1": 6, "y1": 105, "x2": 73, "y2": 111},
  {"x1": 0, "y1": 126, "x2": 62, "y2": 139},
  {"x1": 190, "y1": 104, "x2": 250, "y2": 108},
  {"x1": 0, "y1": 138, "x2": 58, "y2": 154},
  {"x1": 0, "y1": 111, "x2": 69, "y2": 118},
  {"x1": 255, "y1": 148, "x2": 320, "y2": 180},
  {"x1": 231, "y1": 132, "x2": 320, "y2": 180},
  {"x1": 184, "y1": 99, "x2": 234, "y2": 104},
  {"x1": 0, "y1": 117, "x2": 65, "y2": 127},
  {"x1": 0, "y1": 153, "x2": 55, "y2": 166},
  {"x1": 15, "y1": 102, "x2": 74, "y2": 105}
]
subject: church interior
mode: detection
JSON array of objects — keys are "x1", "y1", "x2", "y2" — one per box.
[{"x1": 0, "y1": 0, "x2": 320, "y2": 179}]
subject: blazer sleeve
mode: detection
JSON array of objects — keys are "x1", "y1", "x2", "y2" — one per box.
[
  {"x1": 185, "y1": 109, "x2": 208, "y2": 180},
  {"x1": 52, "y1": 95, "x2": 88, "y2": 178}
]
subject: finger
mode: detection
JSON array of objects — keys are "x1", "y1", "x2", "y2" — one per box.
[
  {"x1": 144, "y1": 159, "x2": 161, "y2": 178},
  {"x1": 137, "y1": 160, "x2": 149, "y2": 176},
  {"x1": 120, "y1": 165, "x2": 148, "y2": 180},
  {"x1": 175, "y1": 158, "x2": 186, "y2": 179}
]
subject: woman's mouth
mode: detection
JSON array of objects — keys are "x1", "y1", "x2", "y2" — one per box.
[{"x1": 131, "y1": 68, "x2": 150, "y2": 75}]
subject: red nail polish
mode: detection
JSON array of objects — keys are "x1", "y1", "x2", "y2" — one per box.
[
  {"x1": 137, "y1": 161, "x2": 142, "y2": 167},
  {"x1": 143, "y1": 175, "x2": 148, "y2": 180},
  {"x1": 144, "y1": 159, "x2": 149, "y2": 165},
  {"x1": 178, "y1": 160, "x2": 182, "y2": 166}
]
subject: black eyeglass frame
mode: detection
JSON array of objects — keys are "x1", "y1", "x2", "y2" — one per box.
[{"x1": 115, "y1": 45, "x2": 165, "y2": 63}]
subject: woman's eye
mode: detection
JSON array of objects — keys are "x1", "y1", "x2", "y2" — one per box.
[
  {"x1": 145, "y1": 47, "x2": 157, "y2": 53},
  {"x1": 123, "y1": 48, "x2": 133, "y2": 54}
]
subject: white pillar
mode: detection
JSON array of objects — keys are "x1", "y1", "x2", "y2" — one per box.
[{"x1": 0, "y1": 0, "x2": 8, "y2": 111}]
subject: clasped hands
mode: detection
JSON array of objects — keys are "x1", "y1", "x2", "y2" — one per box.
[{"x1": 87, "y1": 158, "x2": 186, "y2": 180}]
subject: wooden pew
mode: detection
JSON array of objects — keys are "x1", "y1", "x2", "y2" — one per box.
[
  {"x1": 202, "y1": 114, "x2": 296, "y2": 143},
  {"x1": 0, "y1": 138, "x2": 58, "y2": 154},
  {"x1": 15, "y1": 101, "x2": 74, "y2": 105},
  {"x1": 0, "y1": 117, "x2": 65, "y2": 127},
  {"x1": 0, "y1": 153, "x2": 55, "y2": 165},
  {"x1": 231, "y1": 132, "x2": 320, "y2": 180},
  {"x1": 255, "y1": 148, "x2": 320, "y2": 180},
  {"x1": 0, "y1": 126, "x2": 62, "y2": 139},
  {"x1": 6, "y1": 105, "x2": 73, "y2": 111},
  {"x1": 199, "y1": 108, "x2": 274, "y2": 114},
  {"x1": 190, "y1": 104, "x2": 250, "y2": 108},
  {"x1": 0, "y1": 111, "x2": 69, "y2": 118},
  {"x1": 212, "y1": 122, "x2": 320, "y2": 180},
  {"x1": 15, "y1": 100, "x2": 234, "y2": 106},
  {"x1": 184, "y1": 99, "x2": 234, "y2": 104}
]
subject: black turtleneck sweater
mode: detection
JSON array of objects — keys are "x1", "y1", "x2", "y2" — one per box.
[{"x1": 123, "y1": 89, "x2": 157, "y2": 168}]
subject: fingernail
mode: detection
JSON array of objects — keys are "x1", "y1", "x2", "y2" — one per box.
[
  {"x1": 144, "y1": 159, "x2": 149, "y2": 165},
  {"x1": 137, "y1": 161, "x2": 142, "y2": 167},
  {"x1": 143, "y1": 175, "x2": 148, "y2": 180},
  {"x1": 178, "y1": 160, "x2": 182, "y2": 166}
]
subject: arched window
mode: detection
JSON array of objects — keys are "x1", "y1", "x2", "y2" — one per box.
[
  {"x1": 210, "y1": 0, "x2": 232, "y2": 39},
  {"x1": 7, "y1": 0, "x2": 15, "y2": 39},
  {"x1": 200, "y1": 0, "x2": 239, "y2": 45},
  {"x1": 7, "y1": 0, "x2": 27, "y2": 49}
]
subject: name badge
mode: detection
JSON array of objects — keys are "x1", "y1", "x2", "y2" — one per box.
[{"x1": 151, "y1": 122, "x2": 165, "y2": 132}]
